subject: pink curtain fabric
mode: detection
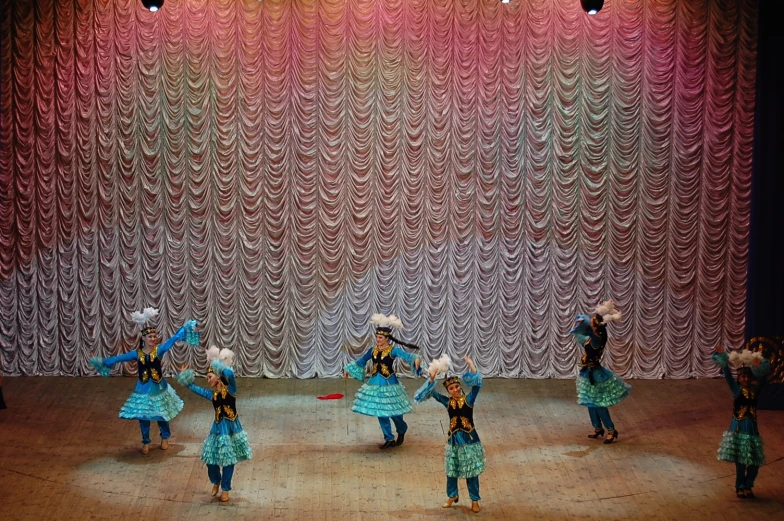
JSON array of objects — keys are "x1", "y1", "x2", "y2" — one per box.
[{"x1": 0, "y1": 0, "x2": 756, "y2": 377}]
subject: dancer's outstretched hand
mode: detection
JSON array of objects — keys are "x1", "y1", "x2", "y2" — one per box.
[{"x1": 464, "y1": 356, "x2": 476, "y2": 373}]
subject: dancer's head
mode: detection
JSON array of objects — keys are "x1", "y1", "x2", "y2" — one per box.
[
  {"x1": 370, "y1": 313, "x2": 420, "y2": 352},
  {"x1": 132, "y1": 307, "x2": 160, "y2": 351},
  {"x1": 375, "y1": 327, "x2": 392, "y2": 347},
  {"x1": 737, "y1": 366, "x2": 754, "y2": 388},
  {"x1": 141, "y1": 327, "x2": 159, "y2": 350},
  {"x1": 443, "y1": 376, "x2": 463, "y2": 398},
  {"x1": 207, "y1": 367, "x2": 229, "y2": 388},
  {"x1": 590, "y1": 314, "x2": 608, "y2": 344}
]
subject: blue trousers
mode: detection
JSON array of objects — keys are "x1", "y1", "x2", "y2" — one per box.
[
  {"x1": 208, "y1": 464, "x2": 235, "y2": 491},
  {"x1": 735, "y1": 463, "x2": 759, "y2": 490},
  {"x1": 378, "y1": 415, "x2": 408, "y2": 441},
  {"x1": 139, "y1": 420, "x2": 171, "y2": 445},
  {"x1": 588, "y1": 407, "x2": 615, "y2": 431},
  {"x1": 447, "y1": 476, "x2": 480, "y2": 501}
]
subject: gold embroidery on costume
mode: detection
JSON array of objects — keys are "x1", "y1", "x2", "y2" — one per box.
[{"x1": 370, "y1": 345, "x2": 395, "y2": 378}]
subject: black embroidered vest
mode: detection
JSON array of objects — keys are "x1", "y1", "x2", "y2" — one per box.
[
  {"x1": 370, "y1": 346, "x2": 395, "y2": 378},
  {"x1": 579, "y1": 339, "x2": 604, "y2": 370},
  {"x1": 733, "y1": 388, "x2": 757, "y2": 422},
  {"x1": 447, "y1": 394, "x2": 478, "y2": 440},
  {"x1": 137, "y1": 347, "x2": 163, "y2": 384},
  {"x1": 212, "y1": 387, "x2": 238, "y2": 423}
]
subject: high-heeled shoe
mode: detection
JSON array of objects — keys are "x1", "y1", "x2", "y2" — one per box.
[
  {"x1": 603, "y1": 430, "x2": 618, "y2": 444},
  {"x1": 211, "y1": 484, "x2": 220, "y2": 497},
  {"x1": 220, "y1": 491, "x2": 230, "y2": 502},
  {"x1": 141, "y1": 444, "x2": 149, "y2": 454},
  {"x1": 160, "y1": 439, "x2": 169, "y2": 450},
  {"x1": 735, "y1": 488, "x2": 746, "y2": 499},
  {"x1": 441, "y1": 496, "x2": 459, "y2": 508},
  {"x1": 588, "y1": 428, "x2": 605, "y2": 439},
  {"x1": 471, "y1": 500, "x2": 481, "y2": 513}
]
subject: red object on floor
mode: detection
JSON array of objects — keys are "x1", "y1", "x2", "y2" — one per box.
[{"x1": 317, "y1": 393, "x2": 344, "y2": 400}]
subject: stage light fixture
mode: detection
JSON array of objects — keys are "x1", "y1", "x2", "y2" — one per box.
[
  {"x1": 580, "y1": 0, "x2": 604, "y2": 15},
  {"x1": 141, "y1": 0, "x2": 163, "y2": 12}
]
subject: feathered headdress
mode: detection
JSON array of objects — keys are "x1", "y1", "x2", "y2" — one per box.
[
  {"x1": 594, "y1": 300, "x2": 622, "y2": 325},
  {"x1": 370, "y1": 313, "x2": 404, "y2": 337},
  {"x1": 131, "y1": 307, "x2": 159, "y2": 337},
  {"x1": 728, "y1": 349, "x2": 764, "y2": 376},
  {"x1": 369, "y1": 313, "x2": 420, "y2": 352},
  {"x1": 206, "y1": 345, "x2": 235, "y2": 371}
]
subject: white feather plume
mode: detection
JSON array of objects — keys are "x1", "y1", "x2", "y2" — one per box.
[
  {"x1": 206, "y1": 346, "x2": 235, "y2": 368},
  {"x1": 370, "y1": 314, "x2": 387, "y2": 326},
  {"x1": 387, "y1": 315, "x2": 404, "y2": 329},
  {"x1": 218, "y1": 348, "x2": 235, "y2": 367},
  {"x1": 206, "y1": 345, "x2": 221, "y2": 363},
  {"x1": 369, "y1": 313, "x2": 404, "y2": 329},
  {"x1": 727, "y1": 348, "x2": 764, "y2": 369},
  {"x1": 131, "y1": 307, "x2": 159, "y2": 326},
  {"x1": 427, "y1": 355, "x2": 452, "y2": 376},
  {"x1": 594, "y1": 300, "x2": 622, "y2": 324}
]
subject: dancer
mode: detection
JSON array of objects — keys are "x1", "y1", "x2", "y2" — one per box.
[
  {"x1": 569, "y1": 300, "x2": 630, "y2": 443},
  {"x1": 712, "y1": 346, "x2": 770, "y2": 499},
  {"x1": 177, "y1": 347, "x2": 252, "y2": 503},
  {"x1": 415, "y1": 356, "x2": 485, "y2": 513},
  {"x1": 90, "y1": 308, "x2": 199, "y2": 453},
  {"x1": 344, "y1": 313, "x2": 422, "y2": 449}
]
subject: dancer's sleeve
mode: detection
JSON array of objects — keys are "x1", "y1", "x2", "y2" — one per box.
[
  {"x1": 176, "y1": 368, "x2": 212, "y2": 400},
  {"x1": 158, "y1": 320, "x2": 199, "y2": 356},
  {"x1": 414, "y1": 379, "x2": 435, "y2": 403},
  {"x1": 344, "y1": 347, "x2": 373, "y2": 382},
  {"x1": 711, "y1": 352, "x2": 740, "y2": 397},
  {"x1": 463, "y1": 371, "x2": 483, "y2": 407},
  {"x1": 90, "y1": 350, "x2": 137, "y2": 376},
  {"x1": 222, "y1": 367, "x2": 237, "y2": 395},
  {"x1": 391, "y1": 347, "x2": 420, "y2": 368}
]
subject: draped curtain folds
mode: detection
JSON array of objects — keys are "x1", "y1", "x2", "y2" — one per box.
[{"x1": 0, "y1": 0, "x2": 756, "y2": 378}]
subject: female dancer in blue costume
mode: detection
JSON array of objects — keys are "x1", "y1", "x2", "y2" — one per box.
[
  {"x1": 344, "y1": 313, "x2": 422, "y2": 449},
  {"x1": 569, "y1": 300, "x2": 630, "y2": 444},
  {"x1": 712, "y1": 345, "x2": 770, "y2": 499},
  {"x1": 415, "y1": 356, "x2": 485, "y2": 513},
  {"x1": 90, "y1": 308, "x2": 199, "y2": 453},
  {"x1": 177, "y1": 347, "x2": 252, "y2": 503}
]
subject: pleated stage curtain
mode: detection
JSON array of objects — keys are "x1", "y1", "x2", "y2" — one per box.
[{"x1": 0, "y1": 0, "x2": 757, "y2": 377}]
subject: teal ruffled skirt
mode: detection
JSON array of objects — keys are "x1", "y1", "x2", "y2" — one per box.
[
  {"x1": 445, "y1": 442, "x2": 486, "y2": 479},
  {"x1": 717, "y1": 418, "x2": 765, "y2": 466},
  {"x1": 119, "y1": 383, "x2": 184, "y2": 422},
  {"x1": 352, "y1": 383, "x2": 412, "y2": 417},
  {"x1": 576, "y1": 368, "x2": 631, "y2": 408},
  {"x1": 202, "y1": 427, "x2": 253, "y2": 467}
]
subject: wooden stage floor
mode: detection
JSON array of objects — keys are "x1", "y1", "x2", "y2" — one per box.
[{"x1": 0, "y1": 377, "x2": 782, "y2": 521}]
